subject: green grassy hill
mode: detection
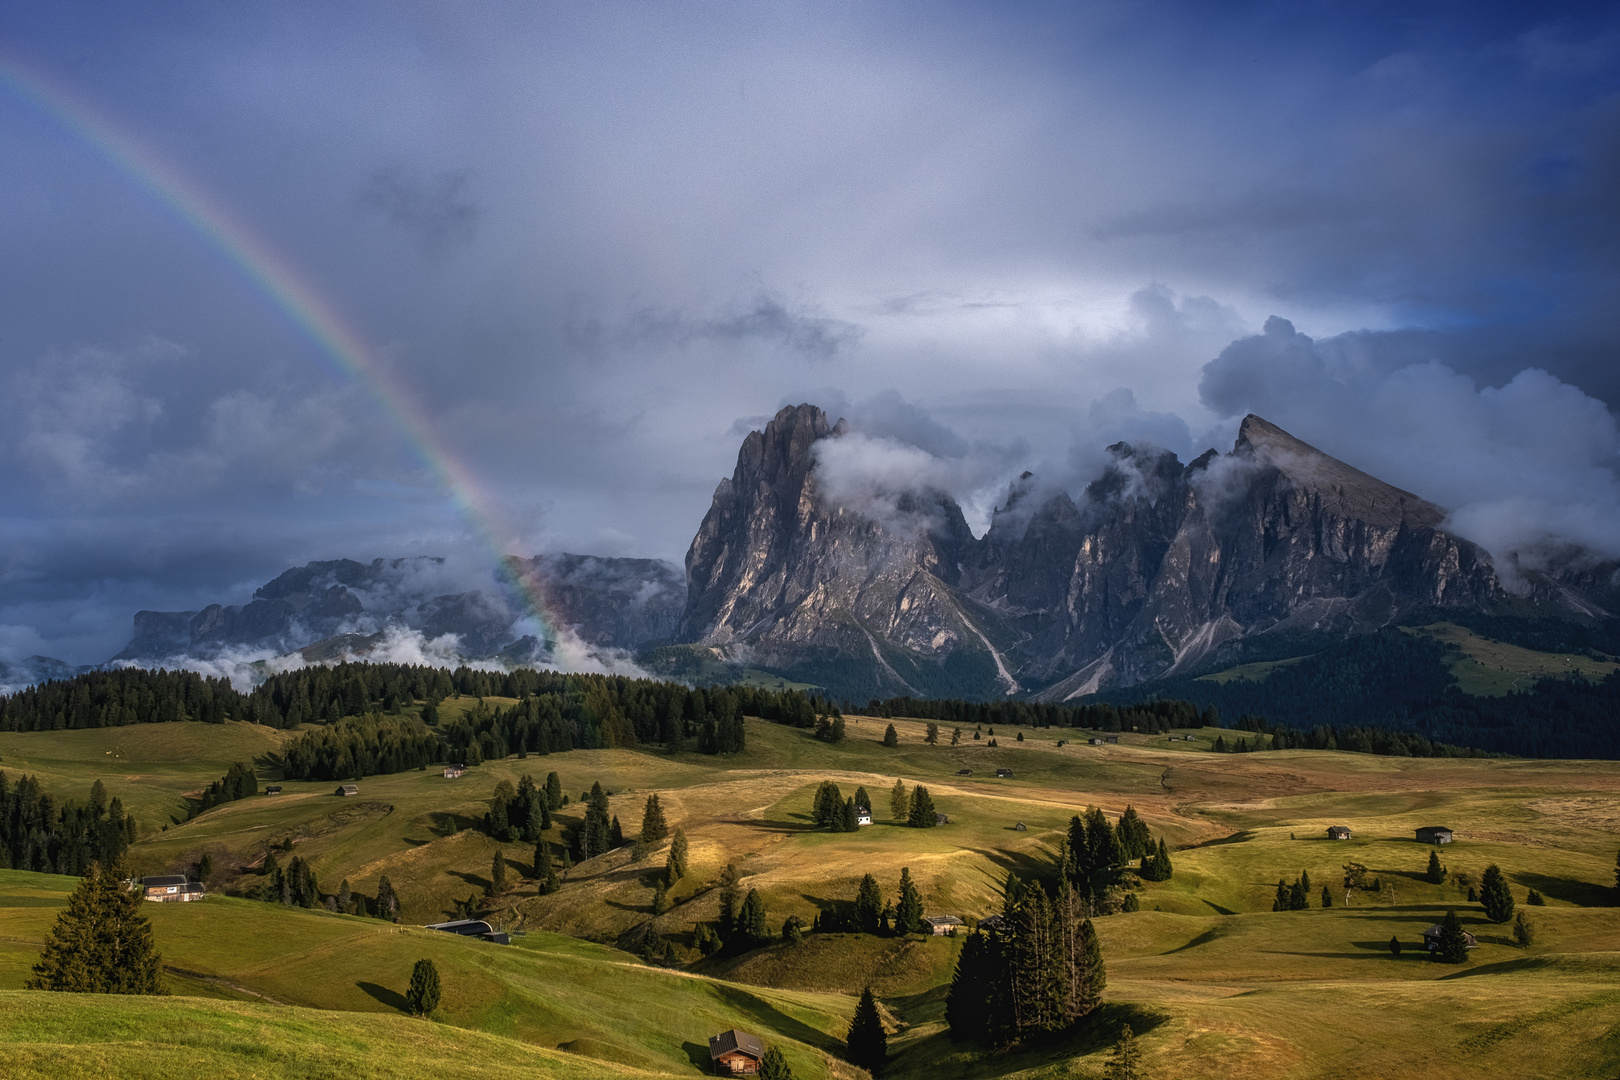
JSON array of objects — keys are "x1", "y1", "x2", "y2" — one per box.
[{"x1": 4, "y1": 709, "x2": 1620, "y2": 1078}]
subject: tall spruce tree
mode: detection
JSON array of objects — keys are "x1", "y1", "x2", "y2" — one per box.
[
  {"x1": 907, "y1": 786, "x2": 937, "y2": 828},
  {"x1": 638, "y1": 794, "x2": 668, "y2": 844},
  {"x1": 489, "y1": 850, "x2": 508, "y2": 896},
  {"x1": 882, "y1": 724, "x2": 899, "y2": 748},
  {"x1": 717, "y1": 862, "x2": 741, "y2": 940},
  {"x1": 28, "y1": 861, "x2": 165, "y2": 994},
  {"x1": 1480, "y1": 864, "x2": 1515, "y2": 923},
  {"x1": 1436, "y1": 908, "x2": 1470, "y2": 963},
  {"x1": 376, "y1": 875, "x2": 400, "y2": 922},
  {"x1": 666, "y1": 828, "x2": 689, "y2": 886},
  {"x1": 846, "y1": 986, "x2": 887, "y2": 1072},
  {"x1": 1105, "y1": 1024, "x2": 1141, "y2": 1080},
  {"x1": 544, "y1": 771, "x2": 562, "y2": 811},
  {"x1": 896, "y1": 867, "x2": 924, "y2": 934},
  {"x1": 758, "y1": 1044, "x2": 793, "y2": 1080},
  {"x1": 1426, "y1": 849, "x2": 1445, "y2": 884},
  {"x1": 855, "y1": 873, "x2": 884, "y2": 935},
  {"x1": 738, "y1": 888, "x2": 769, "y2": 949},
  {"x1": 945, "y1": 931, "x2": 994, "y2": 1042}
]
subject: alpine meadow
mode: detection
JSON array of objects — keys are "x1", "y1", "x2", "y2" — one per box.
[{"x1": 3, "y1": 3, "x2": 1620, "y2": 1079}]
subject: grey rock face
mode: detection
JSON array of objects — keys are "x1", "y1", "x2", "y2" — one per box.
[
  {"x1": 510, "y1": 552, "x2": 685, "y2": 650},
  {"x1": 676, "y1": 409, "x2": 1600, "y2": 699}
]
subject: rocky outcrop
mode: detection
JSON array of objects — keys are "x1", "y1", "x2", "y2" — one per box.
[
  {"x1": 677, "y1": 404, "x2": 1009, "y2": 696},
  {"x1": 509, "y1": 552, "x2": 685, "y2": 649}
]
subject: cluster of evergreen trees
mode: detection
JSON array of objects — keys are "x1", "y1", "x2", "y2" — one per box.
[
  {"x1": 864, "y1": 694, "x2": 1204, "y2": 734},
  {"x1": 185, "y1": 762, "x2": 258, "y2": 820},
  {"x1": 1060, "y1": 805, "x2": 1171, "y2": 909},
  {"x1": 0, "y1": 668, "x2": 242, "y2": 731},
  {"x1": 0, "y1": 774, "x2": 132, "y2": 875},
  {"x1": 485, "y1": 772, "x2": 558, "y2": 843},
  {"x1": 945, "y1": 875, "x2": 1106, "y2": 1046},
  {"x1": 281, "y1": 712, "x2": 442, "y2": 780},
  {"x1": 810, "y1": 781, "x2": 868, "y2": 832}
]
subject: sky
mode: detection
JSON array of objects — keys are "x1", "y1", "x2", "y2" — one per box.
[{"x1": 1, "y1": 0, "x2": 1618, "y2": 665}]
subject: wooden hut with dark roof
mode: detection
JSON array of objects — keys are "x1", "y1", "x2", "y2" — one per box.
[{"x1": 708, "y1": 1029, "x2": 765, "y2": 1075}]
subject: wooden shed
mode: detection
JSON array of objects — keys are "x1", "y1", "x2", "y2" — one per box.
[
  {"x1": 336, "y1": 783, "x2": 359, "y2": 797},
  {"x1": 708, "y1": 1029, "x2": 765, "y2": 1075},
  {"x1": 1416, "y1": 826, "x2": 1454, "y2": 844},
  {"x1": 1422, "y1": 923, "x2": 1477, "y2": 952},
  {"x1": 922, "y1": 914, "x2": 964, "y2": 935},
  {"x1": 1326, "y1": 825, "x2": 1352, "y2": 840}
]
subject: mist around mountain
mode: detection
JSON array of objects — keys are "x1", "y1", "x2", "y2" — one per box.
[{"x1": 7, "y1": 403, "x2": 1617, "y2": 703}]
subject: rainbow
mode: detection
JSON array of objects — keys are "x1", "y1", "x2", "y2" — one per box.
[{"x1": 0, "y1": 46, "x2": 566, "y2": 659}]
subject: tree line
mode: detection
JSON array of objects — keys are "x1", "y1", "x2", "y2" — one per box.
[{"x1": 0, "y1": 774, "x2": 132, "y2": 876}]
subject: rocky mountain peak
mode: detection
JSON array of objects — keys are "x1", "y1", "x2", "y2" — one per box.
[{"x1": 1233, "y1": 413, "x2": 1444, "y2": 530}]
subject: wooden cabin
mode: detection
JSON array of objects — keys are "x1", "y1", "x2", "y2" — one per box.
[
  {"x1": 1326, "y1": 826, "x2": 1352, "y2": 840},
  {"x1": 708, "y1": 1029, "x2": 765, "y2": 1075},
  {"x1": 1416, "y1": 826, "x2": 1454, "y2": 844},
  {"x1": 922, "y1": 914, "x2": 964, "y2": 935}
]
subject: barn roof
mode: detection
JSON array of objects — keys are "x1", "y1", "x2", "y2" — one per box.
[{"x1": 708, "y1": 1029, "x2": 764, "y2": 1060}]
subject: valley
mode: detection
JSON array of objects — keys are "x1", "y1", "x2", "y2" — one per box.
[{"x1": 3, "y1": 707, "x2": 1617, "y2": 1079}]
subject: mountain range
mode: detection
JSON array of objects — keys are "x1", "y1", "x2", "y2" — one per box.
[{"x1": 11, "y1": 404, "x2": 1618, "y2": 701}]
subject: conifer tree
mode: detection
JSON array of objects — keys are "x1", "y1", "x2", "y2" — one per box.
[
  {"x1": 489, "y1": 850, "x2": 508, "y2": 896},
  {"x1": 846, "y1": 986, "x2": 887, "y2": 1072},
  {"x1": 718, "y1": 861, "x2": 741, "y2": 939},
  {"x1": 666, "y1": 828, "x2": 688, "y2": 886},
  {"x1": 376, "y1": 875, "x2": 400, "y2": 922},
  {"x1": 853, "y1": 786, "x2": 870, "y2": 816},
  {"x1": 1426, "y1": 849, "x2": 1445, "y2": 884},
  {"x1": 758, "y1": 1044, "x2": 794, "y2": 1080},
  {"x1": 1480, "y1": 863, "x2": 1514, "y2": 923},
  {"x1": 535, "y1": 840, "x2": 558, "y2": 894},
  {"x1": 1273, "y1": 879, "x2": 1290, "y2": 912},
  {"x1": 855, "y1": 873, "x2": 884, "y2": 935},
  {"x1": 652, "y1": 880, "x2": 671, "y2": 915},
  {"x1": 841, "y1": 797, "x2": 859, "y2": 832},
  {"x1": 406, "y1": 958, "x2": 440, "y2": 1016},
  {"x1": 952, "y1": 727, "x2": 962, "y2": 745},
  {"x1": 1389, "y1": 934, "x2": 1402, "y2": 956},
  {"x1": 1321, "y1": 885, "x2": 1333, "y2": 907},
  {"x1": 639, "y1": 794, "x2": 668, "y2": 844},
  {"x1": 1105, "y1": 1024, "x2": 1141, "y2": 1080},
  {"x1": 883, "y1": 724, "x2": 899, "y2": 748},
  {"x1": 338, "y1": 878, "x2": 353, "y2": 913},
  {"x1": 925, "y1": 723, "x2": 939, "y2": 744},
  {"x1": 889, "y1": 779, "x2": 909, "y2": 822},
  {"x1": 738, "y1": 888, "x2": 769, "y2": 948},
  {"x1": 544, "y1": 771, "x2": 562, "y2": 810},
  {"x1": 907, "y1": 785, "x2": 937, "y2": 828},
  {"x1": 812, "y1": 781, "x2": 844, "y2": 828},
  {"x1": 610, "y1": 815, "x2": 624, "y2": 848},
  {"x1": 29, "y1": 861, "x2": 165, "y2": 994},
  {"x1": 1512, "y1": 910, "x2": 1535, "y2": 947},
  {"x1": 1436, "y1": 909, "x2": 1470, "y2": 963},
  {"x1": 945, "y1": 931, "x2": 994, "y2": 1042},
  {"x1": 1289, "y1": 877, "x2": 1309, "y2": 910},
  {"x1": 896, "y1": 867, "x2": 923, "y2": 934},
  {"x1": 1300, "y1": 869, "x2": 1311, "y2": 895}
]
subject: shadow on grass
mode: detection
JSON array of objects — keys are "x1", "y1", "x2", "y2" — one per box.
[
  {"x1": 710, "y1": 980, "x2": 846, "y2": 1052},
  {"x1": 1516, "y1": 872, "x2": 1612, "y2": 907},
  {"x1": 447, "y1": 869, "x2": 490, "y2": 893},
  {"x1": 892, "y1": 1001, "x2": 1171, "y2": 1080},
  {"x1": 1186, "y1": 830, "x2": 1257, "y2": 849},
  {"x1": 356, "y1": 980, "x2": 410, "y2": 1013},
  {"x1": 425, "y1": 811, "x2": 478, "y2": 838}
]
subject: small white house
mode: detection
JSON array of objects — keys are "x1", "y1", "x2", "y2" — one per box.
[{"x1": 856, "y1": 807, "x2": 873, "y2": 826}]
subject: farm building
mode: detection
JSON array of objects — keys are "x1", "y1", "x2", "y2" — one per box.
[
  {"x1": 264, "y1": 785, "x2": 282, "y2": 795},
  {"x1": 425, "y1": 919, "x2": 494, "y2": 936},
  {"x1": 708, "y1": 1029, "x2": 765, "y2": 1075},
  {"x1": 1326, "y1": 826, "x2": 1353, "y2": 840},
  {"x1": 140, "y1": 875, "x2": 205, "y2": 903},
  {"x1": 443, "y1": 765, "x2": 465, "y2": 779},
  {"x1": 935, "y1": 812, "x2": 950, "y2": 825},
  {"x1": 977, "y1": 914, "x2": 1007, "y2": 935},
  {"x1": 335, "y1": 783, "x2": 359, "y2": 797},
  {"x1": 1422, "y1": 924, "x2": 1477, "y2": 952},
  {"x1": 856, "y1": 807, "x2": 873, "y2": 826},
  {"x1": 1013, "y1": 822, "x2": 1027, "y2": 831},
  {"x1": 995, "y1": 768, "x2": 1014, "y2": 778},
  {"x1": 922, "y1": 915, "x2": 963, "y2": 935},
  {"x1": 956, "y1": 768, "x2": 973, "y2": 776},
  {"x1": 1416, "y1": 826, "x2": 1454, "y2": 844},
  {"x1": 1090, "y1": 737, "x2": 1106, "y2": 745}
]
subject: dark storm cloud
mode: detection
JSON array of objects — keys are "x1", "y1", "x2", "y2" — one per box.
[
  {"x1": 568, "y1": 295, "x2": 864, "y2": 359},
  {"x1": 358, "y1": 166, "x2": 480, "y2": 257},
  {"x1": 1, "y1": 0, "x2": 1618, "y2": 663}
]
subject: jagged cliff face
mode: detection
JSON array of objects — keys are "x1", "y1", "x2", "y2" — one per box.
[
  {"x1": 678, "y1": 404, "x2": 1008, "y2": 695},
  {"x1": 676, "y1": 408, "x2": 1564, "y2": 699}
]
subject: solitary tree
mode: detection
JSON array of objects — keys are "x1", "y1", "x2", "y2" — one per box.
[
  {"x1": 907, "y1": 786, "x2": 938, "y2": 828},
  {"x1": 488, "y1": 851, "x2": 508, "y2": 896},
  {"x1": 29, "y1": 861, "x2": 165, "y2": 994},
  {"x1": 889, "y1": 779, "x2": 909, "y2": 823},
  {"x1": 883, "y1": 724, "x2": 900, "y2": 748},
  {"x1": 1389, "y1": 935, "x2": 1402, "y2": 956},
  {"x1": 666, "y1": 828, "x2": 689, "y2": 886},
  {"x1": 1436, "y1": 909, "x2": 1470, "y2": 964},
  {"x1": 1426, "y1": 850, "x2": 1445, "y2": 884},
  {"x1": 737, "y1": 888, "x2": 769, "y2": 949},
  {"x1": 376, "y1": 876, "x2": 400, "y2": 923},
  {"x1": 1321, "y1": 886, "x2": 1333, "y2": 908},
  {"x1": 1105, "y1": 1024, "x2": 1141, "y2": 1080},
  {"x1": 846, "y1": 986, "x2": 887, "y2": 1072},
  {"x1": 718, "y1": 862, "x2": 742, "y2": 939},
  {"x1": 925, "y1": 723, "x2": 939, "y2": 745},
  {"x1": 405, "y1": 958, "x2": 441, "y2": 1016},
  {"x1": 1480, "y1": 864, "x2": 1515, "y2": 923},
  {"x1": 640, "y1": 794, "x2": 669, "y2": 844}
]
